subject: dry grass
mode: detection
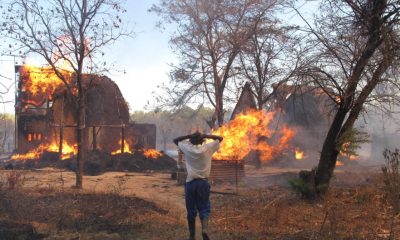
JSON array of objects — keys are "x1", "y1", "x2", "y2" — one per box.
[
  {"x1": 209, "y1": 178, "x2": 394, "y2": 240},
  {"x1": 0, "y1": 170, "x2": 184, "y2": 239},
  {"x1": 0, "y1": 169, "x2": 397, "y2": 239}
]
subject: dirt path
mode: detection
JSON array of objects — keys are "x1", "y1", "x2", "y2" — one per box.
[{"x1": 10, "y1": 169, "x2": 187, "y2": 214}]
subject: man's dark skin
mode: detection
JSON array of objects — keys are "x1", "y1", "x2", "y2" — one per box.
[{"x1": 173, "y1": 131, "x2": 223, "y2": 146}]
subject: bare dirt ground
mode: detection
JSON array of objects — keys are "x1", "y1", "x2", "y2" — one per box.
[
  {"x1": 16, "y1": 164, "x2": 380, "y2": 210},
  {"x1": 0, "y1": 164, "x2": 397, "y2": 239}
]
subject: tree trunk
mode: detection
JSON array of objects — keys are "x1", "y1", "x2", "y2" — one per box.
[
  {"x1": 92, "y1": 126, "x2": 97, "y2": 151},
  {"x1": 75, "y1": 92, "x2": 85, "y2": 189},
  {"x1": 162, "y1": 135, "x2": 167, "y2": 152},
  {"x1": 121, "y1": 126, "x2": 125, "y2": 154},
  {"x1": 216, "y1": 91, "x2": 224, "y2": 127},
  {"x1": 59, "y1": 94, "x2": 65, "y2": 158},
  {"x1": 314, "y1": 107, "x2": 348, "y2": 193},
  {"x1": 59, "y1": 127, "x2": 63, "y2": 158},
  {"x1": 252, "y1": 150, "x2": 261, "y2": 169},
  {"x1": 253, "y1": 135, "x2": 264, "y2": 169}
]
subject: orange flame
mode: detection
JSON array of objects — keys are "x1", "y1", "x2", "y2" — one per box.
[
  {"x1": 211, "y1": 109, "x2": 295, "y2": 161},
  {"x1": 143, "y1": 149, "x2": 162, "y2": 159},
  {"x1": 11, "y1": 141, "x2": 77, "y2": 161},
  {"x1": 47, "y1": 141, "x2": 78, "y2": 160},
  {"x1": 21, "y1": 65, "x2": 72, "y2": 99},
  {"x1": 336, "y1": 160, "x2": 344, "y2": 166},
  {"x1": 339, "y1": 142, "x2": 359, "y2": 162},
  {"x1": 111, "y1": 139, "x2": 132, "y2": 155},
  {"x1": 349, "y1": 155, "x2": 359, "y2": 160},
  {"x1": 295, "y1": 148, "x2": 304, "y2": 160}
]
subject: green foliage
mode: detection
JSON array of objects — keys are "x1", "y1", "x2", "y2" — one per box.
[
  {"x1": 356, "y1": 192, "x2": 371, "y2": 205},
  {"x1": 316, "y1": 183, "x2": 329, "y2": 194},
  {"x1": 289, "y1": 178, "x2": 313, "y2": 196},
  {"x1": 337, "y1": 128, "x2": 370, "y2": 156}
]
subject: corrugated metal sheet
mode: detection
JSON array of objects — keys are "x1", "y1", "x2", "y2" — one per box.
[{"x1": 210, "y1": 160, "x2": 245, "y2": 184}]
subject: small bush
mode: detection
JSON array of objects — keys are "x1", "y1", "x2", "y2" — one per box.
[
  {"x1": 356, "y1": 192, "x2": 371, "y2": 204},
  {"x1": 289, "y1": 178, "x2": 312, "y2": 195},
  {"x1": 289, "y1": 169, "x2": 317, "y2": 200}
]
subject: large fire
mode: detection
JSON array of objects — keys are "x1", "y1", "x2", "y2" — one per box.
[
  {"x1": 211, "y1": 109, "x2": 295, "y2": 161},
  {"x1": 21, "y1": 65, "x2": 71, "y2": 99},
  {"x1": 11, "y1": 141, "x2": 77, "y2": 161},
  {"x1": 17, "y1": 64, "x2": 164, "y2": 161}
]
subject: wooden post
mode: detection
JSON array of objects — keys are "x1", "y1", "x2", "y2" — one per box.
[
  {"x1": 178, "y1": 149, "x2": 184, "y2": 170},
  {"x1": 121, "y1": 126, "x2": 125, "y2": 154},
  {"x1": 59, "y1": 127, "x2": 63, "y2": 158},
  {"x1": 92, "y1": 126, "x2": 97, "y2": 151},
  {"x1": 59, "y1": 94, "x2": 65, "y2": 159},
  {"x1": 177, "y1": 149, "x2": 187, "y2": 185},
  {"x1": 235, "y1": 160, "x2": 238, "y2": 195}
]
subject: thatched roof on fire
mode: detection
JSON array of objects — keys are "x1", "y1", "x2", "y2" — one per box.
[{"x1": 231, "y1": 82, "x2": 257, "y2": 120}]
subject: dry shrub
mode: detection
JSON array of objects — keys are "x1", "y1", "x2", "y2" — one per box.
[
  {"x1": 382, "y1": 148, "x2": 400, "y2": 214},
  {"x1": 0, "y1": 170, "x2": 26, "y2": 190},
  {"x1": 382, "y1": 148, "x2": 400, "y2": 240},
  {"x1": 210, "y1": 182, "x2": 389, "y2": 240},
  {"x1": 106, "y1": 175, "x2": 128, "y2": 194}
]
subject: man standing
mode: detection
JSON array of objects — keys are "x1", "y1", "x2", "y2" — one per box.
[{"x1": 174, "y1": 131, "x2": 223, "y2": 240}]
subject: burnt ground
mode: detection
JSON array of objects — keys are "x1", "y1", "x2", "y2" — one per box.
[
  {"x1": 0, "y1": 164, "x2": 398, "y2": 239},
  {"x1": 3, "y1": 150, "x2": 177, "y2": 175}
]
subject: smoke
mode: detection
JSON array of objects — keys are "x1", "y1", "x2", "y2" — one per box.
[{"x1": 354, "y1": 108, "x2": 400, "y2": 165}]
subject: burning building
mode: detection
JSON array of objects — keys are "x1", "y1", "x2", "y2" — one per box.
[
  {"x1": 212, "y1": 83, "x2": 336, "y2": 168},
  {"x1": 14, "y1": 65, "x2": 156, "y2": 160},
  {"x1": 208, "y1": 83, "x2": 297, "y2": 182},
  {"x1": 269, "y1": 83, "x2": 337, "y2": 165},
  {"x1": 177, "y1": 82, "x2": 338, "y2": 184}
]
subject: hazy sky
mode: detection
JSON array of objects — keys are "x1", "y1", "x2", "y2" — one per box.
[
  {"x1": 105, "y1": 0, "x2": 176, "y2": 112},
  {"x1": 0, "y1": 0, "x2": 318, "y2": 114},
  {"x1": 0, "y1": 0, "x2": 174, "y2": 113}
]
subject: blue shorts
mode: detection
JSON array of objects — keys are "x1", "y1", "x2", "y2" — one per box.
[{"x1": 185, "y1": 179, "x2": 211, "y2": 220}]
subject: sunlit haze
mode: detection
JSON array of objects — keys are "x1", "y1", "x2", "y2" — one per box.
[
  {"x1": 0, "y1": 1, "x2": 319, "y2": 114},
  {"x1": 0, "y1": 0, "x2": 174, "y2": 113}
]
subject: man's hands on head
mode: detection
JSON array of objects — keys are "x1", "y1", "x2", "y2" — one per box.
[
  {"x1": 174, "y1": 131, "x2": 223, "y2": 146},
  {"x1": 201, "y1": 133, "x2": 223, "y2": 142}
]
